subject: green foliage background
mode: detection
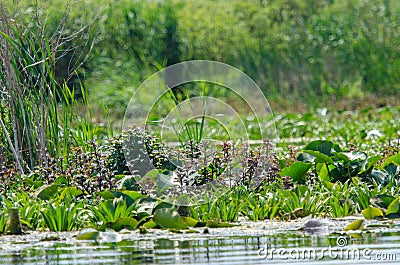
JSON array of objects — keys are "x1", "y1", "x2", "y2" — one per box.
[{"x1": 5, "y1": 0, "x2": 400, "y2": 112}]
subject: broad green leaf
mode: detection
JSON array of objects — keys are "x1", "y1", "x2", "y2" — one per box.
[
  {"x1": 318, "y1": 164, "x2": 336, "y2": 181},
  {"x1": 297, "y1": 152, "x2": 315, "y2": 163},
  {"x1": 110, "y1": 217, "x2": 138, "y2": 231},
  {"x1": 120, "y1": 190, "x2": 144, "y2": 201},
  {"x1": 24, "y1": 179, "x2": 43, "y2": 189},
  {"x1": 181, "y1": 216, "x2": 198, "y2": 227},
  {"x1": 54, "y1": 176, "x2": 68, "y2": 186},
  {"x1": 386, "y1": 198, "x2": 400, "y2": 215},
  {"x1": 97, "y1": 190, "x2": 115, "y2": 200},
  {"x1": 304, "y1": 140, "x2": 340, "y2": 156},
  {"x1": 340, "y1": 151, "x2": 367, "y2": 162},
  {"x1": 370, "y1": 194, "x2": 395, "y2": 209},
  {"x1": 362, "y1": 207, "x2": 384, "y2": 219},
  {"x1": 279, "y1": 162, "x2": 312, "y2": 183},
  {"x1": 77, "y1": 228, "x2": 100, "y2": 240},
  {"x1": 364, "y1": 155, "x2": 383, "y2": 171},
  {"x1": 333, "y1": 152, "x2": 351, "y2": 162},
  {"x1": 303, "y1": 150, "x2": 333, "y2": 164},
  {"x1": 143, "y1": 220, "x2": 158, "y2": 229},
  {"x1": 59, "y1": 187, "x2": 83, "y2": 201},
  {"x1": 206, "y1": 220, "x2": 237, "y2": 228},
  {"x1": 36, "y1": 184, "x2": 59, "y2": 200},
  {"x1": 344, "y1": 219, "x2": 364, "y2": 231},
  {"x1": 383, "y1": 153, "x2": 400, "y2": 167},
  {"x1": 153, "y1": 208, "x2": 188, "y2": 229},
  {"x1": 117, "y1": 175, "x2": 138, "y2": 190},
  {"x1": 322, "y1": 180, "x2": 335, "y2": 190}
]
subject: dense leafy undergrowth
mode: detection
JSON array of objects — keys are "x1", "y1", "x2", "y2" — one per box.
[{"x1": 0, "y1": 107, "x2": 399, "y2": 233}]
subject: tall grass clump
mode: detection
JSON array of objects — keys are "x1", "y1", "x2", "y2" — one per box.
[{"x1": 0, "y1": 1, "x2": 99, "y2": 173}]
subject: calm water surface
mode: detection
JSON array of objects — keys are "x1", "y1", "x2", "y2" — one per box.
[{"x1": 1, "y1": 220, "x2": 400, "y2": 264}]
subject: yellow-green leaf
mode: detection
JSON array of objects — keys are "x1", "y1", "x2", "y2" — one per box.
[
  {"x1": 181, "y1": 216, "x2": 198, "y2": 227},
  {"x1": 386, "y1": 198, "x2": 400, "y2": 215},
  {"x1": 362, "y1": 207, "x2": 384, "y2": 219},
  {"x1": 344, "y1": 219, "x2": 364, "y2": 231},
  {"x1": 77, "y1": 228, "x2": 100, "y2": 240}
]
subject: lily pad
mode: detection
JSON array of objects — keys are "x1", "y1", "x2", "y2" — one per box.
[
  {"x1": 153, "y1": 208, "x2": 188, "y2": 229},
  {"x1": 344, "y1": 219, "x2": 364, "y2": 231},
  {"x1": 386, "y1": 198, "x2": 400, "y2": 216},
  {"x1": 77, "y1": 228, "x2": 100, "y2": 240},
  {"x1": 143, "y1": 220, "x2": 158, "y2": 229},
  {"x1": 206, "y1": 220, "x2": 237, "y2": 228},
  {"x1": 108, "y1": 217, "x2": 138, "y2": 231},
  {"x1": 181, "y1": 216, "x2": 198, "y2": 227},
  {"x1": 362, "y1": 207, "x2": 384, "y2": 219}
]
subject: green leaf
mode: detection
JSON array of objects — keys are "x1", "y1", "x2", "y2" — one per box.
[
  {"x1": 181, "y1": 216, "x2": 198, "y2": 227},
  {"x1": 322, "y1": 181, "x2": 335, "y2": 190},
  {"x1": 303, "y1": 150, "x2": 334, "y2": 164},
  {"x1": 344, "y1": 219, "x2": 364, "y2": 231},
  {"x1": 297, "y1": 152, "x2": 315, "y2": 163},
  {"x1": 97, "y1": 190, "x2": 115, "y2": 200},
  {"x1": 206, "y1": 220, "x2": 237, "y2": 228},
  {"x1": 279, "y1": 162, "x2": 312, "y2": 183},
  {"x1": 153, "y1": 208, "x2": 188, "y2": 229},
  {"x1": 383, "y1": 153, "x2": 400, "y2": 167},
  {"x1": 143, "y1": 220, "x2": 158, "y2": 229},
  {"x1": 36, "y1": 184, "x2": 60, "y2": 200},
  {"x1": 340, "y1": 151, "x2": 367, "y2": 162},
  {"x1": 77, "y1": 228, "x2": 100, "y2": 240},
  {"x1": 386, "y1": 198, "x2": 400, "y2": 215},
  {"x1": 54, "y1": 176, "x2": 69, "y2": 186},
  {"x1": 119, "y1": 190, "x2": 144, "y2": 201},
  {"x1": 110, "y1": 217, "x2": 138, "y2": 231},
  {"x1": 362, "y1": 207, "x2": 384, "y2": 219},
  {"x1": 59, "y1": 186, "x2": 83, "y2": 200},
  {"x1": 318, "y1": 164, "x2": 336, "y2": 181},
  {"x1": 370, "y1": 194, "x2": 395, "y2": 209},
  {"x1": 333, "y1": 152, "x2": 351, "y2": 162},
  {"x1": 304, "y1": 140, "x2": 340, "y2": 156},
  {"x1": 117, "y1": 175, "x2": 138, "y2": 190},
  {"x1": 364, "y1": 155, "x2": 383, "y2": 170}
]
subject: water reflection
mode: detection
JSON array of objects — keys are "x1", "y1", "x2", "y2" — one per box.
[{"x1": 1, "y1": 232, "x2": 399, "y2": 264}]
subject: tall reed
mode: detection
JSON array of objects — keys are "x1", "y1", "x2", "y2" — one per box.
[{"x1": 0, "y1": 2, "x2": 99, "y2": 173}]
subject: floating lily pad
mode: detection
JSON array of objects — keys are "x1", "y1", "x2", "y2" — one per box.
[
  {"x1": 344, "y1": 219, "x2": 364, "y2": 231},
  {"x1": 109, "y1": 217, "x2": 138, "y2": 231},
  {"x1": 143, "y1": 220, "x2": 158, "y2": 229},
  {"x1": 181, "y1": 216, "x2": 198, "y2": 227},
  {"x1": 206, "y1": 220, "x2": 237, "y2": 228},
  {"x1": 153, "y1": 208, "x2": 188, "y2": 229},
  {"x1": 77, "y1": 228, "x2": 100, "y2": 240},
  {"x1": 362, "y1": 207, "x2": 384, "y2": 219}
]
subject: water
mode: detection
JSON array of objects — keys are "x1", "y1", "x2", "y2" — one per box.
[{"x1": 1, "y1": 219, "x2": 400, "y2": 264}]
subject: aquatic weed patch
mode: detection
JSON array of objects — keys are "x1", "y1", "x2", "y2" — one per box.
[{"x1": 0, "y1": 108, "x2": 399, "y2": 234}]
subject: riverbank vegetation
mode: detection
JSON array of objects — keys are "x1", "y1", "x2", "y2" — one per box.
[{"x1": 0, "y1": 0, "x2": 399, "y2": 234}]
